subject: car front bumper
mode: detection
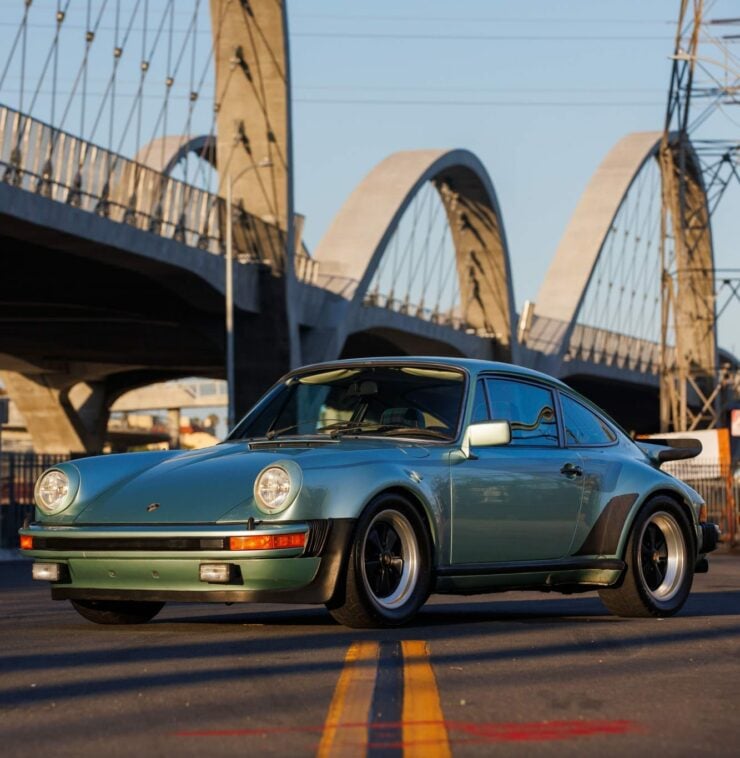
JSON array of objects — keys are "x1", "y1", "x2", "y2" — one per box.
[{"x1": 19, "y1": 519, "x2": 355, "y2": 605}]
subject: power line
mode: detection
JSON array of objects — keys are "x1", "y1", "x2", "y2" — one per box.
[
  {"x1": 293, "y1": 98, "x2": 664, "y2": 108},
  {"x1": 0, "y1": 21, "x2": 675, "y2": 42},
  {"x1": 290, "y1": 32, "x2": 674, "y2": 42},
  {"x1": 0, "y1": 78, "x2": 666, "y2": 95},
  {"x1": 291, "y1": 14, "x2": 675, "y2": 25},
  {"x1": 294, "y1": 85, "x2": 667, "y2": 94}
]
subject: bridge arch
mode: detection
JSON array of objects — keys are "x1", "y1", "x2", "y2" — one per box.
[
  {"x1": 313, "y1": 149, "x2": 517, "y2": 362},
  {"x1": 535, "y1": 132, "x2": 663, "y2": 341},
  {"x1": 133, "y1": 135, "x2": 217, "y2": 176},
  {"x1": 530, "y1": 131, "x2": 714, "y2": 380}
]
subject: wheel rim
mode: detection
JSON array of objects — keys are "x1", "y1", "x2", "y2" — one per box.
[
  {"x1": 637, "y1": 511, "x2": 686, "y2": 602},
  {"x1": 360, "y1": 509, "x2": 420, "y2": 611}
]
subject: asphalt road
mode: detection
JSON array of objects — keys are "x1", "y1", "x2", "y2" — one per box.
[{"x1": 1, "y1": 554, "x2": 739, "y2": 757}]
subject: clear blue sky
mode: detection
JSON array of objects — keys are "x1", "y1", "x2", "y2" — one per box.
[{"x1": 1, "y1": 0, "x2": 737, "y2": 352}]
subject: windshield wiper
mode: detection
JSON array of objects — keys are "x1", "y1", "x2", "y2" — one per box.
[
  {"x1": 264, "y1": 423, "x2": 313, "y2": 440},
  {"x1": 378, "y1": 426, "x2": 451, "y2": 440},
  {"x1": 264, "y1": 419, "x2": 367, "y2": 439},
  {"x1": 265, "y1": 421, "x2": 452, "y2": 441},
  {"x1": 321, "y1": 421, "x2": 381, "y2": 438},
  {"x1": 325, "y1": 422, "x2": 451, "y2": 440}
]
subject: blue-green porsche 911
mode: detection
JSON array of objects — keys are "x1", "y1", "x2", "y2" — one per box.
[{"x1": 20, "y1": 358, "x2": 720, "y2": 628}]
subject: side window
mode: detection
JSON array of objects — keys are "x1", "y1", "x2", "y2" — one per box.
[
  {"x1": 485, "y1": 378, "x2": 559, "y2": 447},
  {"x1": 471, "y1": 380, "x2": 489, "y2": 424},
  {"x1": 561, "y1": 394, "x2": 616, "y2": 446}
]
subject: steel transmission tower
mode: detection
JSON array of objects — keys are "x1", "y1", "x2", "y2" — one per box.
[{"x1": 659, "y1": 0, "x2": 737, "y2": 432}]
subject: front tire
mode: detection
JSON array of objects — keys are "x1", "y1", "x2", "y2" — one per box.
[
  {"x1": 71, "y1": 599, "x2": 165, "y2": 625},
  {"x1": 327, "y1": 493, "x2": 432, "y2": 628},
  {"x1": 598, "y1": 496, "x2": 694, "y2": 618}
]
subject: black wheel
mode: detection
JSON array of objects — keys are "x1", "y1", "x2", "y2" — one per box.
[
  {"x1": 70, "y1": 599, "x2": 165, "y2": 625},
  {"x1": 327, "y1": 493, "x2": 432, "y2": 628},
  {"x1": 598, "y1": 496, "x2": 694, "y2": 618}
]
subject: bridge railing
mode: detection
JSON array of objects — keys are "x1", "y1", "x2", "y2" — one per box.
[
  {"x1": 0, "y1": 104, "x2": 285, "y2": 265},
  {"x1": 524, "y1": 314, "x2": 663, "y2": 375},
  {"x1": 568, "y1": 323, "x2": 662, "y2": 375},
  {"x1": 362, "y1": 290, "x2": 489, "y2": 335}
]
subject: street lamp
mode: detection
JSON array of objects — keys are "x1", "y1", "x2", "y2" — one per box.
[{"x1": 225, "y1": 158, "x2": 272, "y2": 431}]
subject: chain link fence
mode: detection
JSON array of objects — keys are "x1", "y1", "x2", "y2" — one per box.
[{"x1": 665, "y1": 459, "x2": 739, "y2": 547}]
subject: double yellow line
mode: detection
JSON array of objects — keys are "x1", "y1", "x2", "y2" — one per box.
[{"x1": 318, "y1": 640, "x2": 450, "y2": 758}]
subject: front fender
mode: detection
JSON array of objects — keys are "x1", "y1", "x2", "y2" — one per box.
[
  {"x1": 32, "y1": 450, "x2": 181, "y2": 524},
  {"x1": 287, "y1": 458, "x2": 450, "y2": 559}
]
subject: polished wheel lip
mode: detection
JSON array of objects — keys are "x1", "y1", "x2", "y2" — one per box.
[
  {"x1": 637, "y1": 510, "x2": 686, "y2": 602},
  {"x1": 360, "y1": 508, "x2": 420, "y2": 611}
]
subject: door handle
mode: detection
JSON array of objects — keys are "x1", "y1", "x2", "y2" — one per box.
[{"x1": 560, "y1": 462, "x2": 583, "y2": 477}]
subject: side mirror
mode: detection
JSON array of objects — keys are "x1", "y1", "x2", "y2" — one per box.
[{"x1": 462, "y1": 420, "x2": 511, "y2": 457}]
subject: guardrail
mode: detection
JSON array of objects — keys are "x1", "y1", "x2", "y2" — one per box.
[{"x1": 0, "y1": 452, "x2": 65, "y2": 549}]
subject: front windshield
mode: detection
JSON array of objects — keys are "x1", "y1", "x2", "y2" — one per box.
[{"x1": 230, "y1": 365, "x2": 466, "y2": 441}]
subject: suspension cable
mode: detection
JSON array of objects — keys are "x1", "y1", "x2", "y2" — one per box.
[
  {"x1": 161, "y1": 0, "x2": 174, "y2": 172},
  {"x1": 136, "y1": 0, "x2": 149, "y2": 161},
  {"x1": 26, "y1": 0, "x2": 71, "y2": 118},
  {"x1": 86, "y1": 0, "x2": 142, "y2": 147},
  {"x1": 0, "y1": 0, "x2": 33, "y2": 96},
  {"x1": 109, "y1": 0, "x2": 121, "y2": 157},
  {"x1": 115, "y1": 0, "x2": 173, "y2": 166}
]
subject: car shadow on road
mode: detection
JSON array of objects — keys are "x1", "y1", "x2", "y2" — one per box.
[
  {"x1": 2, "y1": 616, "x2": 740, "y2": 711},
  {"x1": 155, "y1": 587, "x2": 740, "y2": 628}
]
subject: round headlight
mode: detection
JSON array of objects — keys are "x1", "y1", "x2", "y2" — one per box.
[
  {"x1": 35, "y1": 470, "x2": 70, "y2": 514},
  {"x1": 254, "y1": 466, "x2": 292, "y2": 514}
]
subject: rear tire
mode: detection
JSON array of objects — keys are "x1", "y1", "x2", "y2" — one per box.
[
  {"x1": 71, "y1": 599, "x2": 165, "y2": 625},
  {"x1": 327, "y1": 493, "x2": 432, "y2": 628},
  {"x1": 598, "y1": 496, "x2": 694, "y2": 618}
]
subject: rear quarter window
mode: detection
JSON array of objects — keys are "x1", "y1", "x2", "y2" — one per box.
[{"x1": 561, "y1": 394, "x2": 617, "y2": 446}]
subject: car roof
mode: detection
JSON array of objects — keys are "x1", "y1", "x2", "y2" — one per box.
[{"x1": 287, "y1": 356, "x2": 572, "y2": 390}]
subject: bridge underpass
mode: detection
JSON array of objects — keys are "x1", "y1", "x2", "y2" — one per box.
[{"x1": 0, "y1": 169, "x2": 291, "y2": 454}]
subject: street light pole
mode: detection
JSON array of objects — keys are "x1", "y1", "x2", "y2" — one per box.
[{"x1": 226, "y1": 174, "x2": 235, "y2": 431}]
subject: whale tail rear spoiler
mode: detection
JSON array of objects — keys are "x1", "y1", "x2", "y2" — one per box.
[{"x1": 636, "y1": 437, "x2": 703, "y2": 466}]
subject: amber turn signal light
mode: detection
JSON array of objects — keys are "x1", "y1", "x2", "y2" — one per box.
[
  {"x1": 698, "y1": 504, "x2": 707, "y2": 524},
  {"x1": 229, "y1": 533, "x2": 306, "y2": 551},
  {"x1": 20, "y1": 535, "x2": 33, "y2": 550}
]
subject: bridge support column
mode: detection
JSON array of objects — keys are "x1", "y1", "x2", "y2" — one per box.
[
  {"x1": 232, "y1": 267, "x2": 293, "y2": 420},
  {"x1": 1, "y1": 372, "x2": 108, "y2": 455},
  {"x1": 209, "y1": 0, "x2": 292, "y2": 236}
]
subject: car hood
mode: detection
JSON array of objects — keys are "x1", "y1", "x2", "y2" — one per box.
[{"x1": 71, "y1": 439, "x2": 431, "y2": 524}]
